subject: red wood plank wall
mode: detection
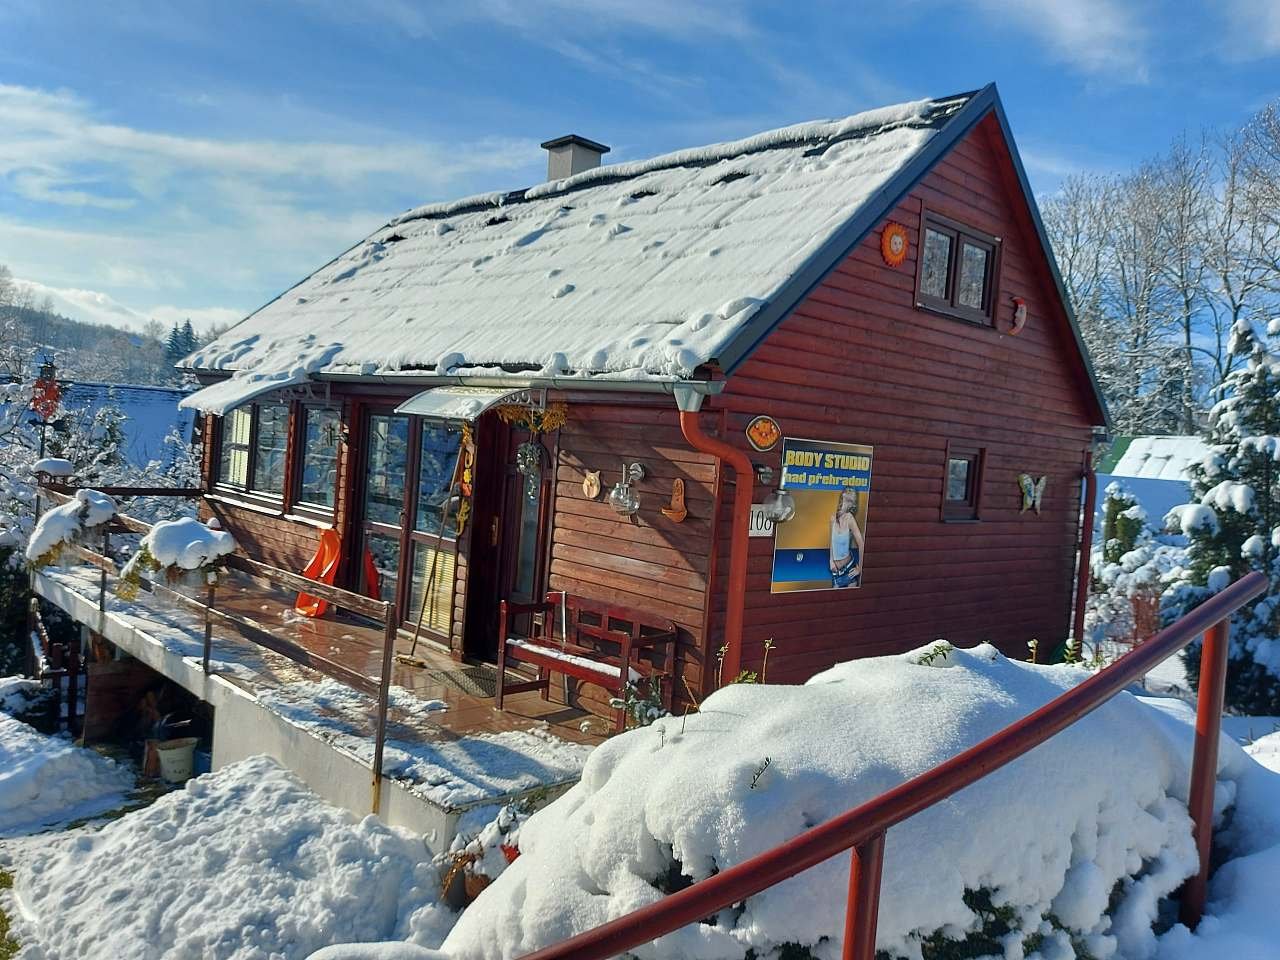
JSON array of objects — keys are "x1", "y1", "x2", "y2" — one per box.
[{"x1": 709, "y1": 115, "x2": 1098, "y2": 683}]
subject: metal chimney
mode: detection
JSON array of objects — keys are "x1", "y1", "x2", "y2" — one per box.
[{"x1": 540, "y1": 134, "x2": 610, "y2": 180}]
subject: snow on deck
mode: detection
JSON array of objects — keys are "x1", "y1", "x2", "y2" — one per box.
[
  {"x1": 35, "y1": 566, "x2": 593, "y2": 811},
  {"x1": 183, "y1": 94, "x2": 971, "y2": 401}
]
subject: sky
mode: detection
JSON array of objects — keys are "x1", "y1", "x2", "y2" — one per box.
[{"x1": 0, "y1": 0, "x2": 1278, "y2": 337}]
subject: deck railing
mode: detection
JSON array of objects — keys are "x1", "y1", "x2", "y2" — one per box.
[
  {"x1": 35, "y1": 485, "x2": 399, "y2": 813},
  {"x1": 518, "y1": 571, "x2": 1269, "y2": 960}
]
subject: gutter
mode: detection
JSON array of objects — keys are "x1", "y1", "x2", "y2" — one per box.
[
  {"x1": 312, "y1": 371, "x2": 727, "y2": 399},
  {"x1": 673, "y1": 383, "x2": 752, "y2": 684},
  {"x1": 1071, "y1": 428, "x2": 1108, "y2": 655}
]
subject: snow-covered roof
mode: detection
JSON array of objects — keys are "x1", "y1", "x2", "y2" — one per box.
[
  {"x1": 1108, "y1": 435, "x2": 1210, "y2": 482},
  {"x1": 182, "y1": 91, "x2": 981, "y2": 404}
]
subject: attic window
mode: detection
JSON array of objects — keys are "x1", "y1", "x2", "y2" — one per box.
[
  {"x1": 713, "y1": 170, "x2": 750, "y2": 186},
  {"x1": 916, "y1": 208, "x2": 1000, "y2": 326}
]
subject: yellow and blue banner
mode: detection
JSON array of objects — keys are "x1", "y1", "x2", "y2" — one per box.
[{"x1": 770, "y1": 437, "x2": 874, "y2": 594}]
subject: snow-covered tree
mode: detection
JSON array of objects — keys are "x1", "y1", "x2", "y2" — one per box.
[
  {"x1": 1086, "y1": 482, "x2": 1185, "y2": 651},
  {"x1": 1163, "y1": 320, "x2": 1280, "y2": 713}
]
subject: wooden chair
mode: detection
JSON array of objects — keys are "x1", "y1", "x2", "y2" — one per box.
[{"x1": 495, "y1": 591, "x2": 677, "y2": 733}]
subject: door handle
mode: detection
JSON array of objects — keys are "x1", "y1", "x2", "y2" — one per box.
[{"x1": 490, "y1": 516, "x2": 500, "y2": 547}]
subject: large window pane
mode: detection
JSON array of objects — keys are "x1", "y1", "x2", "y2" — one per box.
[
  {"x1": 251, "y1": 403, "x2": 289, "y2": 495},
  {"x1": 512, "y1": 478, "x2": 542, "y2": 601},
  {"x1": 217, "y1": 407, "x2": 251, "y2": 487},
  {"x1": 958, "y1": 242, "x2": 989, "y2": 310},
  {"x1": 364, "y1": 532, "x2": 400, "y2": 604},
  {"x1": 921, "y1": 228, "x2": 952, "y2": 300},
  {"x1": 365, "y1": 414, "x2": 409, "y2": 525},
  {"x1": 408, "y1": 542, "x2": 455, "y2": 634},
  {"x1": 299, "y1": 406, "x2": 341, "y2": 508},
  {"x1": 415, "y1": 423, "x2": 461, "y2": 536}
]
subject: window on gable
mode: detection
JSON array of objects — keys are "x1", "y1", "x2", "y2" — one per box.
[
  {"x1": 942, "y1": 442, "x2": 985, "y2": 522},
  {"x1": 916, "y1": 210, "x2": 999, "y2": 325},
  {"x1": 215, "y1": 402, "x2": 290, "y2": 498}
]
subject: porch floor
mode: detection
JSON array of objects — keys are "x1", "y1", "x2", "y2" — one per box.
[{"x1": 37, "y1": 564, "x2": 605, "y2": 812}]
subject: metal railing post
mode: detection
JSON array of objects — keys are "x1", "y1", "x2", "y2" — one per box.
[
  {"x1": 371, "y1": 609, "x2": 396, "y2": 814},
  {"x1": 202, "y1": 583, "x2": 215, "y2": 674},
  {"x1": 1180, "y1": 619, "x2": 1230, "y2": 928},
  {"x1": 842, "y1": 832, "x2": 885, "y2": 960}
]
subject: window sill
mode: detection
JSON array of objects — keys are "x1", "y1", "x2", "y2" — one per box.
[
  {"x1": 916, "y1": 301, "x2": 994, "y2": 328},
  {"x1": 206, "y1": 490, "x2": 286, "y2": 518},
  {"x1": 941, "y1": 514, "x2": 981, "y2": 524}
]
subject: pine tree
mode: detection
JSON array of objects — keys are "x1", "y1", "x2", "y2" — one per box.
[
  {"x1": 180, "y1": 318, "x2": 197, "y2": 356},
  {"x1": 1163, "y1": 319, "x2": 1280, "y2": 713},
  {"x1": 164, "y1": 324, "x2": 185, "y2": 369}
]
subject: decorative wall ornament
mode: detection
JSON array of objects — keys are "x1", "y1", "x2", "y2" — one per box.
[
  {"x1": 456, "y1": 423, "x2": 476, "y2": 533},
  {"x1": 582, "y1": 470, "x2": 602, "y2": 500},
  {"x1": 661, "y1": 478, "x2": 688, "y2": 523},
  {"x1": 1010, "y1": 296, "x2": 1028, "y2": 335},
  {"x1": 745, "y1": 415, "x2": 782, "y2": 452},
  {"x1": 1018, "y1": 473, "x2": 1046, "y2": 514},
  {"x1": 515, "y1": 441, "x2": 543, "y2": 499},
  {"x1": 496, "y1": 401, "x2": 568, "y2": 434},
  {"x1": 880, "y1": 222, "x2": 909, "y2": 268}
]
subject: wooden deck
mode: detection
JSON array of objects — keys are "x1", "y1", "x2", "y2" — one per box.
[{"x1": 150, "y1": 569, "x2": 606, "y2": 749}]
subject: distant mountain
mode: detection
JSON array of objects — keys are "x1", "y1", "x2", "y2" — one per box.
[
  {"x1": 17, "y1": 279, "x2": 154, "y2": 333},
  {"x1": 6, "y1": 302, "x2": 184, "y2": 386}
]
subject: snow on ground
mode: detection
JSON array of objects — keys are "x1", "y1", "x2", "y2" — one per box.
[
  {"x1": 0, "y1": 678, "x2": 47, "y2": 718},
  {"x1": 4, "y1": 756, "x2": 456, "y2": 960},
  {"x1": 438, "y1": 643, "x2": 1278, "y2": 960},
  {"x1": 257, "y1": 680, "x2": 590, "y2": 809},
  {"x1": 0, "y1": 714, "x2": 134, "y2": 837}
]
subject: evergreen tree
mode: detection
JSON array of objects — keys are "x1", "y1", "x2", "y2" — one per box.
[
  {"x1": 180, "y1": 318, "x2": 197, "y2": 356},
  {"x1": 1163, "y1": 319, "x2": 1280, "y2": 713},
  {"x1": 164, "y1": 323, "x2": 185, "y2": 369}
]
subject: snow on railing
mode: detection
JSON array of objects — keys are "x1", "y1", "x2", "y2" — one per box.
[{"x1": 518, "y1": 572, "x2": 1269, "y2": 960}]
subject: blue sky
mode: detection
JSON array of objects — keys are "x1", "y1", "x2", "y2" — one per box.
[{"x1": 0, "y1": 0, "x2": 1277, "y2": 334}]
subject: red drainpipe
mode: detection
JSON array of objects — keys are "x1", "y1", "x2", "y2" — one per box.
[
  {"x1": 679, "y1": 408, "x2": 753, "y2": 684},
  {"x1": 1072, "y1": 448, "x2": 1097, "y2": 655}
]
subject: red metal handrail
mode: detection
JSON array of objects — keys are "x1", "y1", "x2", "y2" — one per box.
[{"x1": 519, "y1": 571, "x2": 1268, "y2": 960}]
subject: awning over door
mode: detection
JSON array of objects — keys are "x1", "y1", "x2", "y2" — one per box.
[
  {"x1": 394, "y1": 385, "x2": 534, "y2": 422},
  {"x1": 178, "y1": 371, "x2": 311, "y2": 415}
]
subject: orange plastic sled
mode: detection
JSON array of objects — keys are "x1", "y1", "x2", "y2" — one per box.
[{"x1": 295, "y1": 529, "x2": 342, "y2": 618}]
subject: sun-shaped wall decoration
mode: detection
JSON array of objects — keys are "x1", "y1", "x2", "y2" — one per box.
[{"x1": 880, "y1": 222, "x2": 909, "y2": 268}]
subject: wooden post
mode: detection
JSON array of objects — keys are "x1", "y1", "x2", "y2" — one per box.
[
  {"x1": 202, "y1": 583, "x2": 215, "y2": 674},
  {"x1": 26, "y1": 597, "x2": 37, "y2": 678},
  {"x1": 99, "y1": 528, "x2": 109, "y2": 613},
  {"x1": 66, "y1": 627, "x2": 80, "y2": 734},
  {"x1": 371, "y1": 610, "x2": 396, "y2": 814},
  {"x1": 842, "y1": 832, "x2": 885, "y2": 960},
  {"x1": 1180, "y1": 620, "x2": 1230, "y2": 928}
]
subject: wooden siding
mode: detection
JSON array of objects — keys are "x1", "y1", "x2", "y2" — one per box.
[
  {"x1": 711, "y1": 114, "x2": 1097, "y2": 683},
  {"x1": 548, "y1": 401, "x2": 721, "y2": 699}
]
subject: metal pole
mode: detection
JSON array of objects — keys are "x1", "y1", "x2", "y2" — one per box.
[
  {"x1": 1180, "y1": 619, "x2": 1230, "y2": 928},
  {"x1": 371, "y1": 610, "x2": 396, "y2": 813},
  {"x1": 842, "y1": 832, "x2": 885, "y2": 960},
  {"x1": 202, "y1": 584, "x2": 215, "y2": 674}
]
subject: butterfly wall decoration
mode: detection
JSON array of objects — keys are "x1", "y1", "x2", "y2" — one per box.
[{"x1": 1018, "y1": 474, "x2": 1047, "y2": 514}]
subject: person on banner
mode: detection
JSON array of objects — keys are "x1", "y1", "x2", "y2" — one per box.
[{"x1": 829, "y1": 488, "x2": 864, "y2": 588}]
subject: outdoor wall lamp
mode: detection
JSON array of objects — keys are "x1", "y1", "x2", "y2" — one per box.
[
  {"x1": 608, "y1": 461, "x2": 646, "y2": 517},
  {"x1": 754, "y1": 462, "x2": 775, "y2": 485},
  {"x1": 762, "y1": 487, "x2": 796, "y2": 523}
]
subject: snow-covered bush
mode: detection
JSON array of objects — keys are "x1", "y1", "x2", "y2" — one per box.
[
  {"x1": 117, "y1": 516, "x2": 237, "y2": 600},
  {"x1": 1162, "y1": 320, "x2": 1280, "y2": 713},
  {"x1": 1085, "y1": 482, "x2": 1185, "y2": 651},
  {"x1": 441, "y1": 643, "x2": 1256, "y2": 960},
  {"x1": 24, "y1": 488, "x2": 116, "y2": 568}
]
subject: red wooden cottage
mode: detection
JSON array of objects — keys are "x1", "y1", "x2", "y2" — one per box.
[{"x1": 178, "y1": 83, "x2": 1108, "y2": 714}]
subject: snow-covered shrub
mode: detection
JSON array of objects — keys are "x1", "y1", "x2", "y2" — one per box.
[
  {"x1": 1162, "y1": 320, "x2": 1280, "y2": 713},
  {"x1": 117, "y1": 516, "x2": 237, "y2": 600},
  {"x1": 1085, "y1": 482, "x2": 1185, "y2": 652},
  {"x1": 24, "y1": 488, "x2": 116, "y2": 568},
  {"x1": 442, "y1": 643, "x2": 1255, "y2": 960}
]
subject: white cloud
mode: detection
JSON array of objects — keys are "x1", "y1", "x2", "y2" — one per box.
[
  {"x1": 1219, "y1": 0, "x2": 1280, "y2": 60},
  {"x1": 967, "y1": 0, "x2": 1149, "y2": 81},
  {"x1": 16, "y1": 278, "x2": 246, "y2": 336},
  {"x1": 0, "y1": 82, "x2": 547, "y2": 338}
]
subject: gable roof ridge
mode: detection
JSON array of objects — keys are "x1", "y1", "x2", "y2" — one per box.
[{"x1": 387, "y1": 92, "x2": 979, "y2": 230}]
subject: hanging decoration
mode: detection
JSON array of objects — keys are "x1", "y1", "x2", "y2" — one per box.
[
  {"x1": 495, "y1": 401, "x2": 568, "y2": 435},
  {"x1": 1009, "y1": 296, "x2": 1028, "y2": 336},
  {"x1": 880, "y1": 222, "x2": 909, "y2": 268},
  {"x1": 31, "y1": 359, "x2": 61, "y2": 421},
  {"x1": 582, "y1": 470, "x2": 602, "y2": 499},
  {"x1": 455, "y1": 423, "x2": 476, "y2": 534},
  {"x1": 516, "y1": 441, "x2": 543, "y2": 499},
  {"x1": 660, "y1": 478, "x2": 688, "y2": 523},
  {"x1": 1018, "y1": 474, "x2": 1047, "y2": 514}
]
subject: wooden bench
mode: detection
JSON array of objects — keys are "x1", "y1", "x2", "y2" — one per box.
[{"x1": 495, "y1": 592, "x2": 678, "y2": 733}]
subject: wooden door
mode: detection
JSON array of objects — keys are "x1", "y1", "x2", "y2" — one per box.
[{"x1": 464, "y1": 418, "x2": 554, "y2": 660}]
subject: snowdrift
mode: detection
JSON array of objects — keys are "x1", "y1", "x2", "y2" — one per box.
[
  {"x1": 442, "y1": 643, "x2": 1264, "y2": 960},
  {"x1": 11, "y1": 756, "x2": 454, "y2": 960},
  {"x1": 0, "y1": 713, "x2": 134, "y2": 836}
]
